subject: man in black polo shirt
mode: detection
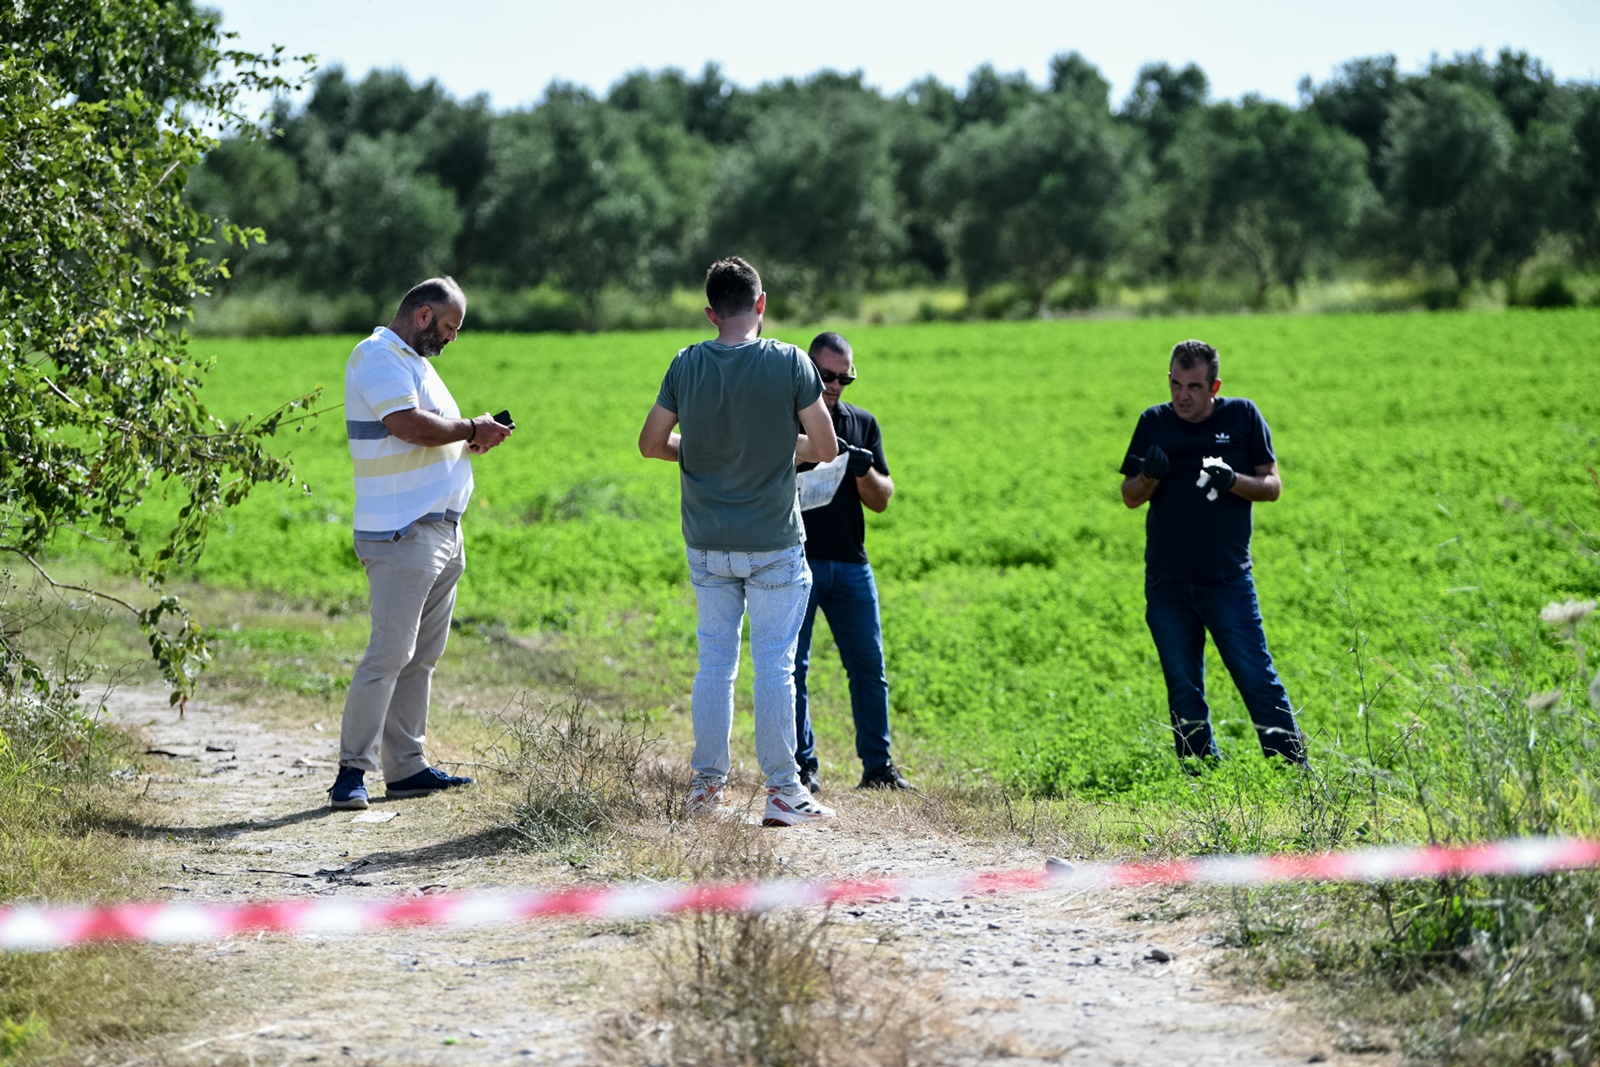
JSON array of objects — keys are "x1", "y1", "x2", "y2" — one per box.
[
  {"x1": 793, "y1": 331, "x2": 912, "y2": 792},
  {"x1": 1119, "y1": 339, "x2": 1306, "y2": 764}
]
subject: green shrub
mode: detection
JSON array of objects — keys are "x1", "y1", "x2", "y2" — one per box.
[
  {"x1": 1522, "y1": 274, "x2": 1579, "y2": 309},
  {"x1": 1044, "y1": 273, "x2": 1101, "y2": 312},
  {"x1": 0, "y1": 1013, "x2": 51, "y2": 1061},
  {"x1": 971, "y1": 281, "x2": 1033, "y2": 320},
  {"x1": 852, "y1": 287, "x2": 965, "y2": 325},
  {"x1": 191, "y1": 285, "x2": 379, "y2": 336},
  {"x1": 914, "y1": 290, "x2": 968, "y2": 322},
  {"x1": 470, "y1": 284, "x2": 588, "y2": 333},
  {"x1": 595, "y1": 287, "x2": 705, "y2": 332},
  {"x1": 1419, "y1": 280, "x2": 1463, "y2": 310}
]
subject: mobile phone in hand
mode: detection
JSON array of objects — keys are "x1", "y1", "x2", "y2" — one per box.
[{"x1": 492, "y1": 409, "x2": 515, "y2": 430}]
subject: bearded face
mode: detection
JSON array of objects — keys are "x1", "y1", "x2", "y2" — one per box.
[
  {"x1": 414, "y1": 318, "x2": 449, "y2": 358},
  {"x1": 413, "y1": 301, "x2": 465, "y2": 358}
]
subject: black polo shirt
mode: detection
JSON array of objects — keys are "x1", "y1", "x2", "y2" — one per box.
[
  {"x1": 1119, "y1": 397, "x2": 1276, "y2": 584},
  {"x1": 798, "y1": 400, "x2": 889, "y2": 564}
]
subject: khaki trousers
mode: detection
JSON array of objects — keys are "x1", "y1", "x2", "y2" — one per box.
[{"x1": 340, "y1": 521, "x2": 466, "y2": 780}]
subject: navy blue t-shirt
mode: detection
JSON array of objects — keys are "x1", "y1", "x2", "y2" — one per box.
[
  {"x1": 798, "y1": 400, "x2": 889, "y2": 565},
  {"x1": 1119, "y1": 397, "x2": 1276, "y2": 584}
]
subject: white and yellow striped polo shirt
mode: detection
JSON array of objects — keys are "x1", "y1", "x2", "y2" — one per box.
[{"x1": 345, "y1": 327, "x2": 474, "y2": 540}]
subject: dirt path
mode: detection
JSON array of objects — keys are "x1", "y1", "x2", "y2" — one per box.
[{"x1": 103, "y1": 690, "x2": 1396, "y2": 1066}]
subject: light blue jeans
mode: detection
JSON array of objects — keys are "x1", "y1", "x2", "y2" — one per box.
[{"x1": 687, "y1": 544, "x2": 811, "y2": 790}]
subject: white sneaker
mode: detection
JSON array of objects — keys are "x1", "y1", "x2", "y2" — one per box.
[
  {"x1": 762, "y1": 785, "x2": 836, "y2": 827},
  {"x1": 688, "y1": 776, "x2": 734, "y2": 818}
]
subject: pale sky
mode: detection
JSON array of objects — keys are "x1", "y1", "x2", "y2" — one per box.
[{"x1": 209, "y1": 0, "x2": 1600, "y2": 114}]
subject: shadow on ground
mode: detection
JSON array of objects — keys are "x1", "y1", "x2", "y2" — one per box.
[
  {"x1": 89, "y1": 804, "x2": 346, "y2": 840},
  {"x1": 347, "y1": 825, "x2": 525, "y2": 873}
]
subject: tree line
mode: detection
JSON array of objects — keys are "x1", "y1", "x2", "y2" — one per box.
[{"x1": 190, "y1": 48, "x2": 1600, "y2": 325}]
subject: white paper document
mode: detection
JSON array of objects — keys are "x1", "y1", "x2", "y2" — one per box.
[{"x1": 796, "y1": 454, "x2": 849, "y2": 511}]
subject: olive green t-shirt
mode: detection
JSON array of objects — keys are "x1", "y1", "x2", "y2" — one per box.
[{"x1": 656, "y1": 337, "x2": 824, "y2": 551}]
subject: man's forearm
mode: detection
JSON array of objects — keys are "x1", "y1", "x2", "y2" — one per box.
[
  {"x1": 1229, "y1": 472, "x2": 1281, "y2": 502},
  {"x1": 638, "y1": 404, "x2": 681, "y2": 461},
  {"x1": 1121, "y1": 473, "x2": 1156, "y2": 509},
  {"x1": 385, "y1": 409, "x2": 474, "y2": 448},
  {"x1": 795, "y1": 398, "x2": 838, "y2": 464},
  {"x1": 642, "y1": 432, "x2": 680, "y2": 461},
  {"x1": 858, "y1": 470, "x2": 894, "y2": 512},
  {"x1": 795, "y1": 433, "x2": 837, "y2": 463}
]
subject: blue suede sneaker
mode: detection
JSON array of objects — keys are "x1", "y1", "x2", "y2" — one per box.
[
  {"x1": 385, "y1": 765, "x2": 474, "y2": 799},
  {"x1": 329, "y1": 766, "x2": 369, "y2": 810}
]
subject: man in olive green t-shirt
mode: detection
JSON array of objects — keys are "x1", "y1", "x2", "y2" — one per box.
[{"x1": 639, "y1": 256, "x2": 839, "y2": 827}]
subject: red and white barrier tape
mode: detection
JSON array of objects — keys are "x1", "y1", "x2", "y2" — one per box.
[{"x1": 4, "y1": 836, "x2": 1598, "y2": 953}]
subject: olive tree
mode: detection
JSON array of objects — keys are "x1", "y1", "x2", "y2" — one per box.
[
  {"x1": 476, "y1": 85, "x2": 711, "y2": 323},
  {"x1": 1380, "y1": 79, "x2": 1514, "y2": 297},
  {"x1": 926, "y1": 94, "x2": 1141, "y2": 301},
  {"x1": 1169, "y1": 99, "x2": 1371, "y2": 304},
  {"x1": 706, "y1": 89, "x2": 904, "y2": 314}
]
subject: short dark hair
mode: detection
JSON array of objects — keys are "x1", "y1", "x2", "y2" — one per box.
[
  {"x1": 808, "y1": 331, "x2": 852, "y2": 360},
  {"x1": 396, "y1": 276, "x2": 465, "y2": 319},
  {"x1": 705, "y1": 257, "x2": 761, "y2": 318},
  {"x1": 1170, "y1": 339, "x2": 1219, "y2": 383}
]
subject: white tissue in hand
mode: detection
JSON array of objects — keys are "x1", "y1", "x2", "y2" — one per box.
[{"x1": 1198, "y1": 455, "x2": 1222, "y2": 501}]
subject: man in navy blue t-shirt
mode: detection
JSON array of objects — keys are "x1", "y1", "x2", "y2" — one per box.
[
  {"x1": 1118, "y1": 339, "x2": 1306, "y2": 764},
  {"x1": 792, "y1": 331, "x2": 912, "y2": 794}
]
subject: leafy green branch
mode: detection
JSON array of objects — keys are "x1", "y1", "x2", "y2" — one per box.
[{"x1": 1, "y1": 0, "x2": 318, "y2": 702}]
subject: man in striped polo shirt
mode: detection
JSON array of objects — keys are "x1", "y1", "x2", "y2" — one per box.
[{"x1": 330, "y1": 277, "x2": 513, "y2": 810}]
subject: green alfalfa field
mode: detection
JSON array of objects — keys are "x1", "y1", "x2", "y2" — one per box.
[
  {"x1": 31, "y1": 307, "x2": 1597, "y2": 1064},
  {"x1": 103, "y1": 310, "x2": 1600, "y2": 805}
]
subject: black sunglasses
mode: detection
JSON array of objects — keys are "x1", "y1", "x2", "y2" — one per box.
[{"x1": 816, "y1": 368, "x2": 856, "y2": 386}]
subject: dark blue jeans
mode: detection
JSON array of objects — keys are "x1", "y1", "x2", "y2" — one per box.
[
  {"x1": 793, "y1": 559, "x2": 893, "y2": 772},
  {"x1": 1145, "y1": 570, "x2": 1305, "y2": 762}
]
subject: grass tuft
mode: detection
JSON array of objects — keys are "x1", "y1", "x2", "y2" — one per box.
[
  {"x1": 602, "y1": 910, "x2": 944, "y2": 1067},
  {"x1": 598, "y1": 823, "x2": 946, "y2": 1067},
  {"x1": 488, "y1": 691, "x2": 667, "y2": 850}
]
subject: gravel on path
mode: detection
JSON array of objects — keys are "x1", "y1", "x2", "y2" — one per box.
[{"x1": 100, "y1": 689, "x2": 1394, "y2": 1067}]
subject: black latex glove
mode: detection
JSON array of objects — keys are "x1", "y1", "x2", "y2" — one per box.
[
  {"x1": 1139, "y1": 444, "x2": 1170, "y2": 481},
  {"x1": 837, "y1": 436, "x2": 875, "y2": 478},
  {"x1": 1202, "y1": 458, "x2": 1237, "y2": 493}
]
